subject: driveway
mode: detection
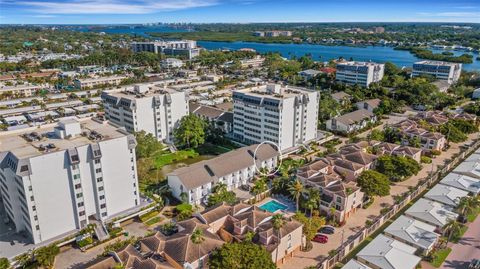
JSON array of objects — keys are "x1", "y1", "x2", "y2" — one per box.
[{"x1": 440, "y1": 215, "x2": 480, "y2": 269}]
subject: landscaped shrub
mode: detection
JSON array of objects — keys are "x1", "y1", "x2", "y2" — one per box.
[
  {"x1": 77, "y1": 237, "x2": 93, "y2": 248},
  {"x1": 139, "y1": 210, "x2": 160, "y2": 223},
  {"x1": 421, "y1": 156, "x2": 432, "y2": 164}
]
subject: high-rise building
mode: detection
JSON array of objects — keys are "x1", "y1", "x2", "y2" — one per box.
[
  {"x1": 101, "y1": 83, "x2": 189, "y2": 143},
  {"x1": 335, "y1": 61, "x2": 385, "y2": 87},
  {"x1": 0, "y1": 118, "x2": 139, "y2": 244},
  {"x1": 412, "y1": 61, "x2": 462, "y2": 84},
  {"x1": 232, "y1": 84, "x2": 319, "y2": 152}
]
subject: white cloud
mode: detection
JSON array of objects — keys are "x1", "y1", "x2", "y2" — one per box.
[{"x1": 17, "y1": 0, "x2": 219, "y2": 14}]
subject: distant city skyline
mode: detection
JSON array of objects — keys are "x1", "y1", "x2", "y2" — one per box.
[{"x1": 0, "y1": 0, "x2": 479, "y2": 24}]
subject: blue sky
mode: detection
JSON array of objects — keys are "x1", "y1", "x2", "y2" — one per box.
[{"x1": 0, "y1": 0, "x2": 479, "y2": 24}]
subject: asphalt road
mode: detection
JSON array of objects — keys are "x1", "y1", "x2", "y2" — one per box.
[{"x1": 441, "y1": 215, "x2": 480, "y2": 269}]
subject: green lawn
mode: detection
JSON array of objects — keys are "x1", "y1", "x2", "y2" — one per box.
[
  {"x1": 145, "y1": 216, "x2": 163, "y2": 226},
  {"x1": 153, "y1": 149, "x2": 199, "y2": 168},
  {"x1": 430, "y1": 248, "x2": 452, "y2": 268}
]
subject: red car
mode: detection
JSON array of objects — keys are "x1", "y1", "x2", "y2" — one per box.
[{"x1": 312, "y1": 234, "x2": 328, "y2": 243}]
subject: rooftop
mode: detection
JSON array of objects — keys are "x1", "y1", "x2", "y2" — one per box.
[
  {"x1": 405, "y1": 198, "x2": 458, "y2": 227},
  {"x1": 414, "y1": 60, "x2": 460, "y2": 66},
  {"x1": 384, "y1": 215, "x2": 439, "y2": 251},
  {"x1": 357, "y1": 234, "x2": 421, "y2": 269},
  {"x1": 424, "y1": 184, "x2": 469, "y2": 207},
  {"x1": 440, "y1": 172, "x2": 480, "y2": 194},
  {"x1": 233, "y1": 84, "x2": 316, "y2": 101},
  {"x1": 333, "y1": 109, "x2": 375, "y2": 125},
  {"x1": 0, "y1": 117, "x2": 128, "y2": 159}
]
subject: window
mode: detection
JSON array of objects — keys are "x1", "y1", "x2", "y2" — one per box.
[
  {"x1": 94, "y1": 159, "x2": 101, "y2": 164},
  {"x1": 28, "y1": 186, "x2": 32, "y2": 191},
  {"x1": 34, "y1": 215, "x2": 38, "y2": 221},
  {"x1": 75, "y1": 184, "x2": 82, "y2": 189},
  {"x1": 73, "y1": 174, "x2": 80, "y2": 180},
  {"x1": 100, "y1": 204, "x2": 106, "y2": 209},
  {"x1": 102, "y1": 212, "x2": 107, "y2": 217},
  {"x1": 96, "y1": 168, "x2": 102, "y2": 173},
  {"x1": 36, "y1": 225, "x2": 40, "y2": 230},
  {"x1": 98, "y1": 186, "x2": 104, "y2": 191},
  {"x1": 99, "y1": 195, "x2": 105, "y2": 200},
  {"x1": 79, "y1": 211, "x2": 85, "y2": 216},
  {"x1": 78, "y1": 202, "x2": 84, "y2": 207},
  {"x1": 97, "y1": 177, "x2": 103, "y2": 182},
  {"x1": 30, "y1": 196, "x2": 34, "y2": 201},
  {"x1": 76, "y1": 193, "x2": 83, "y2": 198},
  {"x1": 32, "y1": 206, "x2": 36, "y2": 211}
]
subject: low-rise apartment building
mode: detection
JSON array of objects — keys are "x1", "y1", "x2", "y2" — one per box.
[
  {"x1": 74, "y1": 75, "x2": 126, "y2": 89},
  {"x1": 335, "y1": 61, "x2": 385, "y2": 87},
  {"x1": 131, "y1": 40, "x2": 200, "y2": 59},
  {"x1": 160, "y1": 58, "x2": 184, "y2": 69},
  {"x1": 412, "y1": 60, "x2": 462, "y2": 84},
  {"x1": 0, "y1": 84, "x2": 47, "y2": 97},
  {"x1": 232, "y1": 84, "x2": 319, "y2": 152},
  {"x1": 101, "y1": 83, "x2": 189, "y2": 143},
  {"x1": 167, "y1": 144, "x2": 279, "y2": 205},
  {"x1": 0, "y1": 118, "x2": 140, "y2": 244},
  {"x1": 326, "y1": 109, "x2": 377, "y2": 134}
]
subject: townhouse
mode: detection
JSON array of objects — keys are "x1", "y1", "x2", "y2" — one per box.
[
  {"x1": 0, "y1": 84, "x2": 48, "y2": 97},
  {"x1": 424, "y1": 184, "x2": 469, "y2": 207},
  {"x1": 384, "y1": 215, "x2": 440, "y2": 255},
  {"x1": 404, "y1": 198, "x2": 458, "y2": 229},
  {"x1": 326, "y1": 109, "x2": 377, "y2": 134},
  {"x1": 190, "y1": 103, "x2": 233, "y2": 134},
  {"x1": 197, "y1": 202, "x2": 303, "y2": 265},
  {"x1": 167, "y1": 144, "x2": 279, "y2": 205},
  {"x1": 392, "y1": 120, "x2": 446, "y2": 151}
]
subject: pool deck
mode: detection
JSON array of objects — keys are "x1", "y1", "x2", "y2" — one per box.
[{"x1": 256, "y1": 196, "x2": 296, "y2": 216}]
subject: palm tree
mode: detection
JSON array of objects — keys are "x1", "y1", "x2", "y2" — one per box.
[
  {"x1": 191, "y1": 228, "x2": 205, "y2": 268},
  {"x1": 456, "y1": 196, "x2": 479, "y2": 217},
  {"x1": 15, "y1": 251, "x2": 32, "y2": 269},
  {"x1": 251, "y1": 178, "x2": 268, "y2": 202},
  {"x1": 34, "y1": 245, "x2": 59, "y2": 268},
  {"x1": 443, "y1": 219, "x2": 462, "y2": 247},
  {"x1": 288, "y1": 179, "x2": 304, "y2": 212},
  {"x1": 304, "y1": 188, "x2": 320, "y2": 216},
  {"x1": 272, "y1": 214, "x2": 285, "y2": 264}
]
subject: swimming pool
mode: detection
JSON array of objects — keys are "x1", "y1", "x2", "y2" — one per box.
[{"x1": 259, "y1": 200, "x2": 288, "y2": 213}]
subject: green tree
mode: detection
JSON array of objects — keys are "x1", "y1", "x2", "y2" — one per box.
[
  {"x1": 357, "y1": 170, "x2": 390, "y2": 197},
  {"x1": 293, "y1": 212, "x2": 325, "y2": 247},
  {"x1": 375, "y1": 155, "x2": 421, "y2": 182},
  {"x1": 174, "y1": 114, "x2": 207, "y2": 148},
  {"x1": 14, "y1": 252, "x2": 32, "y2": 269},
  {"x1": 456, "y1": 196, "x2": 480, "y2": 217},
  {"x1": 135, "y1": 131, "x2": 164, "y2": 159},
  {"x1": 272, "y1": 214, "x2": 285, "y2": 263},
  {"x1": 207, "y1": 183, "x2": 237, "y2": 207},
  {"x1": 288, "y1": 179, "x2": 304, "y2": 212},
  {"x1": 209, "y1": 242, "x2": 275, "y2": 269},
  {"x1": 34, "y1": 244, "x2": 60, "y2": 268},
  {"x1": 251, "y1": 178, "x2": 268, "y2": 201},
  {"x1": 443, "y1": 219, "x2": 462, "y2": 246},
  {"x1": 303, "y1": 188, "x2": 320, "y2": 216},
  {"x1": 191, "y1": 228, "x2": 205, "y2": 266},
  {"x1": 0, "y1": 258, "x2": 10, "y2": 269}
]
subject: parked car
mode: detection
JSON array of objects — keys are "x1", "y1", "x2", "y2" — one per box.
[
  {"x1": 312, "y1": 234, "x2": 328, "y2": 244},
  {"x1": 469, "y1": 259, "x2": 480, "y2": 269},
  {"x1": 319, "y1": 226, "x2": 335, "y2": 234}
]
